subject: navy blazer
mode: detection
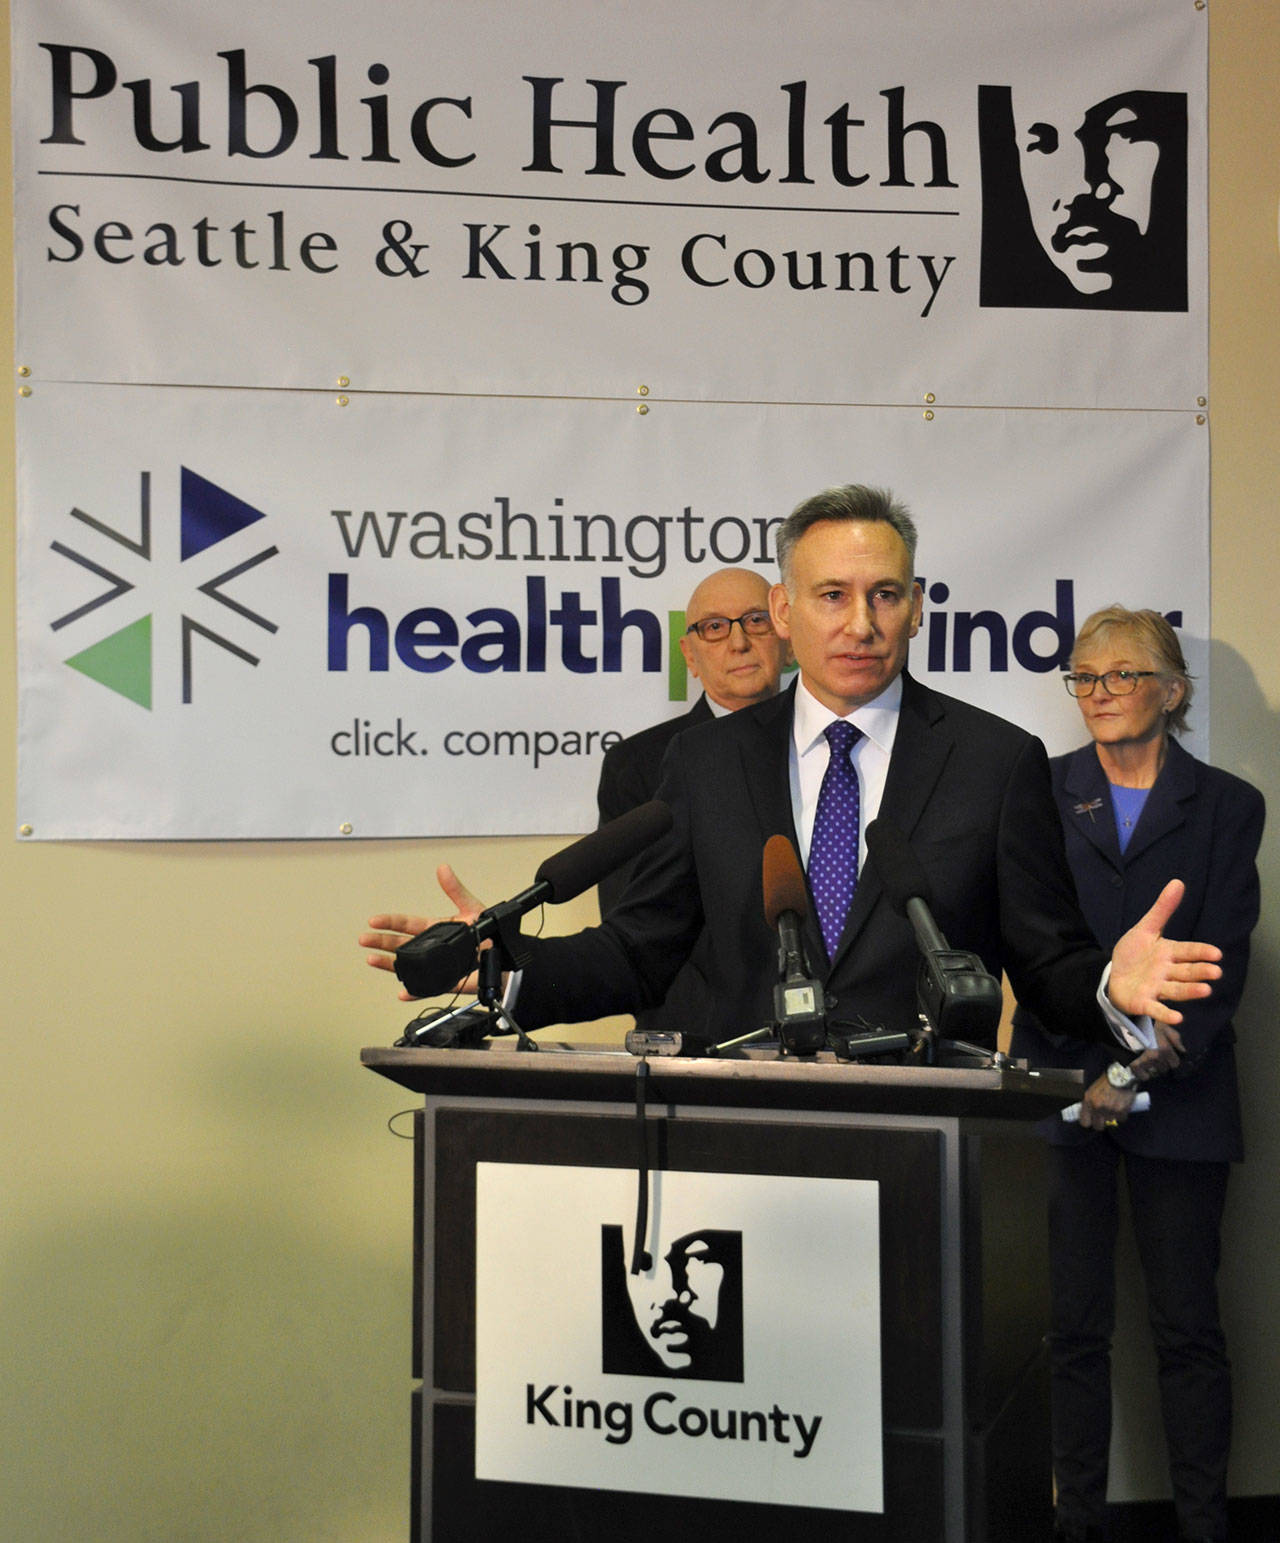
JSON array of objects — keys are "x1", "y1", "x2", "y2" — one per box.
[
  {"x1": 1010, "y1": 738, "x2": 1265, "y2": 1162},
  {"x1": 519, "y1": 672, "x2": 1114, "y2": 1047}
]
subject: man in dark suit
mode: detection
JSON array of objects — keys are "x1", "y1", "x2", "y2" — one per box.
[
  {"x1": 362, "y1": 485, "x2": 1220, "y2": 1054},
  {"x1": 595, "y1": 567, "x2": 786, "y2": 1038}
]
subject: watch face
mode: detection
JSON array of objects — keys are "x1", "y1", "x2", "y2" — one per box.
[{"x1": 1107, "y1": 1062, "x2": 1135, "y2": 1088}]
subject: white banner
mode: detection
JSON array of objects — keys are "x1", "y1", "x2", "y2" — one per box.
[
  {"x1": 474, "y1": 1163, "x2": 883, "y2": 1511},
  {"x1": 15, "y1": 387, "x2": 1208, "y2": 839},
  {"x1": 13, "y1": 0, "x2": 1205, "y2": 409}
]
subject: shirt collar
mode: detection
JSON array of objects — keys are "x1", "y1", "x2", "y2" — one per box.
[{"x1": 793, "y1": 672, "x2": 904, "y2": 757}]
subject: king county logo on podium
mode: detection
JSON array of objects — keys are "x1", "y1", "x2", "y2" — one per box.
[{"x1": 48, "y1": 467, "x2": 280, "y2": 708}]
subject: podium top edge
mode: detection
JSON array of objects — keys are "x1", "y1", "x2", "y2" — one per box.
[{"x1": 360, "y1": 1043, "x2": 1083, "y2": 1119}]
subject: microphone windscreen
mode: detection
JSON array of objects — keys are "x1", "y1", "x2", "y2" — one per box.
[
  {"x1": 762, "y1": 833, "x2": 809, "y2": 928},
  {"x1": 394, "y1": 919, "x2": 482, "y2": 998},
  {"x1": 533, "y1": 800, "x2": 674, "y2": 904},
  {"x1": 864, "y1": 818, "x2": 935, "y2": 915}
]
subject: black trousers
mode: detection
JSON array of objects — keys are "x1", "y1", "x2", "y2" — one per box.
[{"x1": 1048, "y1": 1139, "x2": 1232, "y2": 1540}]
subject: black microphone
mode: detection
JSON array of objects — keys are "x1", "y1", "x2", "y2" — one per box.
[
  {"x1": 394, "y1": 801, "x2": 673, "y2": 998},
  {"x1": 393, "y1": 918, "x2": 480, "y2": 1001},
  {"x1": 762, "y1": 834, "x2": 827, "y2": 1054},
  {"x1": 533, "y1": 800, "x2": 674, "y2": 903},
  {"x1": 864, "y1": 817, "x2": 1003, "y2": 1047}
]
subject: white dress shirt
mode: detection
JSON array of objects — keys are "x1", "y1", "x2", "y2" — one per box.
[{"x1": 788, "y1": 672, "x2": 902, "y2": 871}]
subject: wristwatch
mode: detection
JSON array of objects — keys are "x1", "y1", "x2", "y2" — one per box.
[{"x1": 1106, "y1": 1061, "x2": 1139, "y2": 1090}]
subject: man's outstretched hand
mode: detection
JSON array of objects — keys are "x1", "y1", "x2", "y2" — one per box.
[
  {"x1": 358, "y1": 865, "x2": 485, "y2": 1000},
  {"x1": 1107, "y1": 878, "x2": 1220, "y2": 1067}
]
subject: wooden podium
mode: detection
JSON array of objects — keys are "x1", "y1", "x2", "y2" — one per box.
[{"x1": 363, "y1": 1043, "x2": 1080, "y2": 1543}]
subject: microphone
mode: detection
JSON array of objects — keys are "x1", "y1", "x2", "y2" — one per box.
[
  {"x1": 533, "y1": 800, "x2": 674, "y2": 903},
  {"x1": 394, "y1": 800, "x2": 674, "y2": 998},
  {"x1": 864, "y1": 817, "x2": 1003, "y2": 1046},
  {"x1": 763, "y1": 833, "x2": 811, "y2": 978},
  {"x1": 762, "y1": 834, "x2": 827, "y2": 1054}
]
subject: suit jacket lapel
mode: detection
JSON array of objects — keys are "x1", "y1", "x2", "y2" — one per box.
[
  {"x1": 1061, "y1": 745, "x2": 1122, "y2": 869},
  {"x1": 733, "y1": 682, "x2": 824, "y2": 966},
  {"x1": 1121, "y1": 737, "x2": 1194, "y2": 863},
  {"x1": 1059, "y1": 740, "x2": 1194, "y2": 869},
  {"x1": 828, "y1": 672, "x2": 951, "y2": 971},
  {"x1": 877, "y1": 673, "x2": 953, "y2": 842},
  {"x1": 736, "y1": 682, "x2": 797, "y2": 836}
]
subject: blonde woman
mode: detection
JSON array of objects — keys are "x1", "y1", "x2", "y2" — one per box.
[{"x1": 1013, "y1": 607, "x2": 1264, "y2": 1543}]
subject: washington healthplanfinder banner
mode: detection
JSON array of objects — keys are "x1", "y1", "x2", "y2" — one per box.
[
  {"x1": 15, "y1": 393, "x2": 1206, "y2": 838},
  {"x1": 11, "y1": 0, "x2": 1208, "y2": 838}
]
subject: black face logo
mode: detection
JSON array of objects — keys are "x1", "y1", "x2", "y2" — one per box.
[
  {"x1": 979, "y1": 86, "x2": 1188, "y2": 312},
  {"x1": 601, "y1": 1224, "x2": 744, "y2": 1382}
]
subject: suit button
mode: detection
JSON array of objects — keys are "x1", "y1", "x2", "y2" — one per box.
[{"x1": 1111, "y1": 875, "x2": 1123, "y2": 887}]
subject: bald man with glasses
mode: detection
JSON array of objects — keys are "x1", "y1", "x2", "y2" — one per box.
[{"x1": 595, "y1": 567, "x2": 788, "y2": 1037}]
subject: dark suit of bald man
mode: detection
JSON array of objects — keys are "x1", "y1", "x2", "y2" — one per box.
[{"x1": 595, "y1": 694, "x2": 719, "y2": 1038}]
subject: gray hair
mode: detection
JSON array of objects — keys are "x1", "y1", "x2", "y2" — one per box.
[
  {"x1": 775, "y1": 484, "x2": 918, "y2": 585},
  {"x1": 1072, "y1": 604, "x2": 1194, "y2": 736}
]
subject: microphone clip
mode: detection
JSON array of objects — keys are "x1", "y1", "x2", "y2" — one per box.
[
  {"x1": 912, "y1": 940, "x2": 1005, "y2": 1047},
  {"x1": 772, "y1": 973, "x2": 828, "y2": 1055}
]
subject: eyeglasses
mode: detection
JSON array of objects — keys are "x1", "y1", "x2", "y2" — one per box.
[
  {"x1": 684, "y1": 610, "x2": 774, "y2": 643},
  {"x1": 1062, "y1": 670, "x2": 1159, "y2": 698}
]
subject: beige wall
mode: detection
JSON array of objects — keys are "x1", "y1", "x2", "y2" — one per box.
[
  {"x1": 3, "y1": 5, "x2": 1276, "y2": 1536},
  {"x1": 1110, "y1": 0, "x2": 1280, "y2": 1499}
]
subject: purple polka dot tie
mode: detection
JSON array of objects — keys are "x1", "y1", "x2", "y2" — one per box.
[{"x1": 809, "y1": 720, "x2": 863, "y2": 959}]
